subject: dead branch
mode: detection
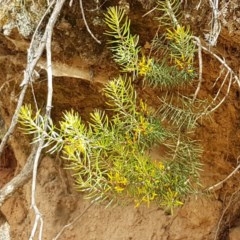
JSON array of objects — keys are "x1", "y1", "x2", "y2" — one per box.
[
  {"x1": 0, "y1": 1, "x2": 56, "y2": 159},
  {"x1": 29, "y1": 1, "x2": 66, "y2": 239},
  {"x1": 196, "y1": 0, "x2": 202, "y2": 10},
  {"x1": 52, "y1": 202, "x2": 94, "y2": 240},
  {"x1": 204, "y1": 71, "x2": 232, "y2": 115},
  {"x1": 142, "y1": 6, "x2": 157, "y2": 17},
  {"x1": 193, "y1": 37, "x2": 238, "y2": 115},
  {"x1": 208, "y1": 156, "x2": 240, "y2": 192},
  {"x1": 0, "y1": 84, "x2": 28, "y2": 157},
  {"x1": 192, "y1": 36, "x2": 203, "y2": 102},
  {"x1": 0, "y1": 0, "x2": 10, "y2": 6},
  {"x1": 29, "y1": 137, "x2": 47, "y2": 240},
  {"x1": 0, "y1": 143, "x2": 39, "y2": 207},
  {"x1": 213, "y1": 187, "x2": 240, "y2": 240},
  {"x1": 79, "y1": 0, "x2": 101, "y2": 44},
  {"x1": 46, "y1": 22, "x2": 54, "y2": 112},
  {"x1": 201, "y1": 44, "x2": 240, "y2": 87},
  {"x1": 207, "y1": 0, "x2": 221, "y2": 46},
  {"x1": 0, "y1": 1, "x2": 66, "y2": 239}
]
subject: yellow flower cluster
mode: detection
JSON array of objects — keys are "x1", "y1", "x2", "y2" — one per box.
[
  {"x1": 166, "y1": 25, "x2": 194, "y2": 73},
  {"x1": 108, "y1": 172, "x2": 128, "y2": 193},
  {"x1": 138, "y1": 55, "x2": 153, "y2": 76},
  {"x1": 135, "y1": 191, "x2": 157, "y2": 208}
]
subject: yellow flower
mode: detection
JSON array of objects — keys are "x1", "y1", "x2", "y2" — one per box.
[
  {"x1": 114, "y1": 186, "x2": 125, "y2": 193},
  {"x1": 166, "y1": 25, "x2": 189, "y2": 42},
  {"x1": 139, "y1": 99, "x2": 149, "y2": 115},
  {"x1": 158, "y1": 162, "x2": 165, "y2": 170},
  {"x1": 142, "y1": 192, "x2": 157, "y2": 207},
  {"x1": 134, "y1": 200, "x2": 141, "y2": 208},
  {"x1": 108, "y1": 172, "x2": 128, "y2": 193},
  {"x1": 174, "y1": 58, "x2": 184, "y2": 69},
  {"x1": 138, "y1": 55, "x2": 152, "y2": 76},
  {"x1": 153, "y1": 160, "x2": 165, "y2": 171},
  {"x1": 187, "y1": 68, "x2": 194, "y2": 73}
]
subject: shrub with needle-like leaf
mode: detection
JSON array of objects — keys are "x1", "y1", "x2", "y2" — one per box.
[
  {"x1": 19, "y1": 75, "x2": 201, "y2": 212},
  {"x1": 145, "y1": 60, "x2": 194, "y2": 88},
  {"x1": 104, "y1": 7, "x2": 140, "y2": 74},
  {"x1": 104, "y1": 5, "x2": 196, "y2": 88},
  {"x1": 18, "y1": 4, "x2": 203, "y2": 213},
  {"x1": 102, "y1": 5, "x2": 203, "y2": 207},
  {"x1": 166, "y1": 25, "x2": 195, "y2": 73}
]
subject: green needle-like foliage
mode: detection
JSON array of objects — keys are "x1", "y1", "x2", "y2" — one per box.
[
  {"x1": 18, "y1": 4, "x2": 203, "y2": 213},
  {"x1": 159, "y1": 95, "x2": 209, "y2": 130},
  {"x1": 145, "y1": 60, "x2": 195, "y2": 88},
  {"x1": 156, "y1": 0, "x2": 182, "y2": 27},
  {"x1": 104, "y1": 5, "x2": 196, "y2": 88},
  {"x1": 166, "y1": 25, "x2": 196, "y2": 73},
  {"x1": 102, "y1": 5, "x2": 203, "y2": 210},
  {"x1": 104, "y1": 7, "x2": 140, "y2": 74},
  {"x1": 19, "y1": 75, "x2": 201, "y2": 212}
]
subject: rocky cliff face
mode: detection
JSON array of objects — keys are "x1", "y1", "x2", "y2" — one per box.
[{"x1": 1, "y1": 0, "x2": 240, "y2": 239}]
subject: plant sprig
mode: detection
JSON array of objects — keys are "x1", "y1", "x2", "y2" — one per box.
[
  {"x1": 104, "y1": 7, "x2": 140, "y2": 74},
  {"x1": 18, "y1": 74, "x2": 201, "y2": 211}
]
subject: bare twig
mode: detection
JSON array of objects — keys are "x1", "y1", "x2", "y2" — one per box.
[
  {"x1": 0, "y1": 84, "x2": 28, "y2": 157},
  {"x1": 207, "y1": 0, "x2": 221, "y2": 46},
  {"x1": 28, "y1": 0, "x2": 56, "y2": 55},
  {"x1": 86, "y1": 0, "x2": 108, "y2": 12},
  {"x1": 192, "y1": 38, "x2": 238, "y2": 115},
  {"x1": 201, "y1": 44, "x2": 240, "y2": 87},
  {"x1": 0, "y1": 0, "x2": 56, "y2": 161},
  {"x1": 46, "y1": 17, "x2": 54, "y2": 112},
  {"x1": 196, "y1": 0, "x2": 202, "y2": 10},
  {"x1": 20, "y1": 31, "x2": 48, "y2": 87},
  {"x1": 204, "y1": 71, "x2": 232, "y2": 115},
  {"x1": 166, "y1": 0, "x2": 179, "y2": 27},
  {"x1": 52, "y1": 202, "x2": 94, "y2": 240},
  {"x1": 79, "y1": 0, "x2": 101, "y2": 44},
  {"x1": 208, "y1": 156, "x2": 240, "y2": 191},
  {"x1": 0, "y1": 79, "x2": 15, "y2": 94},
  {"x1": 69, "y1": 0, "x2": 73, "y2": 7},
  {"x1": 142, "y1": 6, "x2": 157, "y2": 17},
  {"x1": 212, "y1": 67, "x2": 224, "y2": 89},
  {"x1": 0, "y1": 143, "x2": 39, "y2": 207},
  {"x1": 29, "y1": 1, "x2": 66, "y2": 239},
  {"x1": 0, "y1": 0, "x2": 67, "y2": 237},
  {"x1": 0, "y1": 0, "x2": 10, "y2": 6},
  {"x1": 192, "y1": 36, "x2": 203, "y2": 102},
  {"x1": 193, "y1": 37, "x2": 240, "y2": 87},
  {"x1": 29, "y1": 140, "x2": 46, "y2": 240},
  {"x1": 30, "y1": 82, "x2": 39, "y2": 112},
  {"x1": 213, "y1": 187, "x2": 240, "y2": 240}
]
